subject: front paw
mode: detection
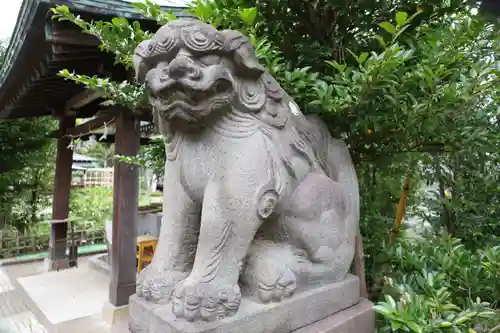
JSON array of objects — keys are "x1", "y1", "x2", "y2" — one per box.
[
  {"x1": 136, "y1": 265, "x2": 188, "y2": 303},
  {"x1": 172, "y1": 277, "x2": 241, "y2": 322}
]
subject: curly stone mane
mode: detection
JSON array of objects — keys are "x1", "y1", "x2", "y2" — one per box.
[
  {"x1": 133, "y1": 19, "x2": 330, "y2": 182},
  {"x1": 134, "y1": 19, "x2": 266, "y2": 83}
]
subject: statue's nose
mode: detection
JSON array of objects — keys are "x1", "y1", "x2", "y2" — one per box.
[{"x1": 168, "y1": 57, "x2": 196, "y2": 80}]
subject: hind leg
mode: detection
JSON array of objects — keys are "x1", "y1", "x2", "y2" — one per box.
[
  {"x1": 243, "y1": 172, "x2": 356, "y2": 303},
  {"x1": 282, "y1": 172, "x2": 356, "y2": 283}
]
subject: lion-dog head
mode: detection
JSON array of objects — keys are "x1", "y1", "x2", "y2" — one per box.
[{"x1": 133, "y1": 19, "x2": 295, "y2": 129}]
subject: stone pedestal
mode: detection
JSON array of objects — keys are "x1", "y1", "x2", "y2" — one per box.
[
  {"x1": 44, "y1": 257, "x2": 70, "y2": 272},
  {"x1": 129, "y1": 275, "x2": 374, "y2": 333},
  {"x1": 102, "y1": 301, "x2": 130, "y2": 326},
  {"x1": 294, "y1": 298, "x2": 374, "y2": 333}
]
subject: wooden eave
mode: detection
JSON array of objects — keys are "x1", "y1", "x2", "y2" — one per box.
[{"x1": 0, "y1": 0, "x2": 188, "y2": 119}]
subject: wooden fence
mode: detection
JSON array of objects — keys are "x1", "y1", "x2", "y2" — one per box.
[
  {"x1": 0, "y1": 227, "x2": 105, "y2": 259},
  {"x1": 73, "y1": 168, "x2": 114, "y2": 188}
]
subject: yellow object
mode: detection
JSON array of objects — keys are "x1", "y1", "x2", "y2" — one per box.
[
  {"x1": 392, "y1": 174, "x2": 412, "y2": 241},
  {"x1": 136, "y1": 235, "x2": 158, "y2": 273}
]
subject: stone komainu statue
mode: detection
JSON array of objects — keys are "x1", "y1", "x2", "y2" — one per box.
[{"x1": 132, "y1": 18, "x2": 360, "y2": 322}]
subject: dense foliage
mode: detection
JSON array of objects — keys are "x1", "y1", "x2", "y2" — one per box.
[
  {"x1": 69, "y1": 186, "x2": 162, "y2": 229},
  {"x1": 69, "y1": 187, "x2": 114, "y2": 228},
  {"x1": 50, "y1": 0, "x2": 499, "y2": 331},
  {"x1": 0, "y1": 39, "x2": 57, "y2": 231},
  {"x1": 373, "y1": 235, "x2": 499, "y2": 332}
]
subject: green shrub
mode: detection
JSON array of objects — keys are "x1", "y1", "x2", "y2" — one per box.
[
  {"x1": 374, "y1": 236, "x2": 500, "y2": 332},
  {"x1": 69, "y1": 187, "x2": 159, "y2": 229},
  {"x1": 69, "y1": 187, "x2": 113, "y2": 229}
]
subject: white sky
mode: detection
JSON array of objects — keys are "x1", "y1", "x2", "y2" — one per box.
[{"x1": 0, "y1": 0, "x2": 22, "y2": 40}]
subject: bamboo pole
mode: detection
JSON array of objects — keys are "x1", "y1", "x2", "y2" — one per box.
[{"x1": 391, "y1": 174, "x2": 412, "y2": 241}]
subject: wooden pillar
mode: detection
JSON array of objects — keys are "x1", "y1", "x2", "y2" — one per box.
[
  {"x1": 109, "y1": 111, "x2": 140, "y2": 307},
  {"x1": 47, "y1": 116, "x2": 75, "y2": 271}
]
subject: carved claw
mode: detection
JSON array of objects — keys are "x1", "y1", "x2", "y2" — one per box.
[
  {"x1": 243, "y1": 241, "x2": 299, "y2": 303},
  {"x1": 136, "y1": 266, "x2": 188, "y2": 303},
  {"x1": 257, "y1": 266, "x2": 296, "y2": 303},
  {"x1": 172, "y1": 278, "x2": 241, "y2": 322}
]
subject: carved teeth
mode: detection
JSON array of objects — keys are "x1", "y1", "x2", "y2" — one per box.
[{"x1": 166, "y1": 80, "x2": 230, "y2": 105}]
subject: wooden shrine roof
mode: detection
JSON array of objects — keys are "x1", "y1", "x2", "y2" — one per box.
[{"x1": 0, "y1": 0, "x2": 188, "y2": 120}]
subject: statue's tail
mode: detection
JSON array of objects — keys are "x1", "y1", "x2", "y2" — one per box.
[{"x1": 304, "y1": 115, "x2": 360, "y2": 230}]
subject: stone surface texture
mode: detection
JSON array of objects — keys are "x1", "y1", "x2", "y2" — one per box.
[
  {"x1": 130, "y1": 18, "x2": 367, "y2": 331},
  {"x1": 129, "y1": 275, "x2": 362, "y2": 333},
  {"x1": 294, "y1": 298, "x2": 375, "y2": 333},
  {"x1": 1, "y1": 257, "x2": 127, "y2": 333},
  {"x1": 0, "y1": 264, "x2": 48, "y2": 333},
  {"x1": 137, "y1": 213, "x2": 163, "y2": 238}
]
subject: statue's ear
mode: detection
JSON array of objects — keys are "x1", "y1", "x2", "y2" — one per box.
[
  {"x1": 233, "y1": 45, "x2": 266, "y2": 78},
  {"x1": 133, "y1": 40, "x2": 152, "y2": 84},
  {"x1": 221, "y1": 29, "x2": 265, "y2": 78}
]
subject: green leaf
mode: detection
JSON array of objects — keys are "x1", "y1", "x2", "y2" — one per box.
[
  {"x1": 379, "y1": 22, "x2": 397, "y2": 35},
  {"x1": 111, "y1": 17, "x2": 129, "y2": 27},
  {"x1": 438, "y1": 321, "x2": 453, "y2": 327},
  {"x1": 358, "y1": 52, "x2": 369, "y2": 64},
  {"x1": 406, "y1": 321, "x2": 423, "y2": 333},
  {"x1": 477, "y1": 311, "x2": 496, "y2": 318},
  {"x1": 455, "y1": 316, "x2": 470, "y2": 324},
  {"x1": 391, "y1": 320, "x2": 404, "y2": 330},
  {"x1": 374, "y1": 34, "x2": 386, "y2": 48},
  {"x1": 441, "y1": 303, "x2": 461, "y2": 312},
  {"x1": 373, "y1": 305, "x2": 393, "y2": 317},
  {"x1": 395, "y1": 12, "x2": 408, "y2": 26},
  {"x1": 385, "y1": 295, "x2": 397, "y2": 309},
  {"x1": 239, "y1": 8, "x2": 258, "y2": 25}
]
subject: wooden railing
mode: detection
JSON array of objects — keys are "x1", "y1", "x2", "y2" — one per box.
[
  {"x1": 0, "y1": 227, "x2": 105, "y2": 259},
  {"x1": 72, "y1": 168, "x2": 114, "y2": 188}
]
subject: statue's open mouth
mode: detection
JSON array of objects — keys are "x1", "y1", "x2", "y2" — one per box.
[
  {"x1": 166, "y1": 79, "x2": 233, "y2": 105},
  {"x1": 151, "y1": 78, "x2": 234, "y2": 122}
]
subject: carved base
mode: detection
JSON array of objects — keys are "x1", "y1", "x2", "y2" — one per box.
[
  {"x1": 294, "y1": 298, "x2": 374, "y2": 333},
  {"x1": 129, "y1": 275, "x2": 363, "y2": 333}
]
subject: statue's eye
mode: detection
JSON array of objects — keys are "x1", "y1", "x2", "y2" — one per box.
[{"x1": 199, "y1": 54, "x2": 221, "y2": 66}]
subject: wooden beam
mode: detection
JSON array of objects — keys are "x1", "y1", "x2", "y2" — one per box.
[
  {"x1": 98, "y1": 106, "x2": 154, "y2": 122},
  {"x1": 46, "y1": 24, "x2": 100, "y2": 47},
  {"x1": 65, "y1": 90, "x2": 103, "y2": 115},
  {"x1": 65, "y1": 115, "x2": 115, "y2": 137},
  {"x1": 80, "y1": 135, "x2": 153, "y2": 145}
]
